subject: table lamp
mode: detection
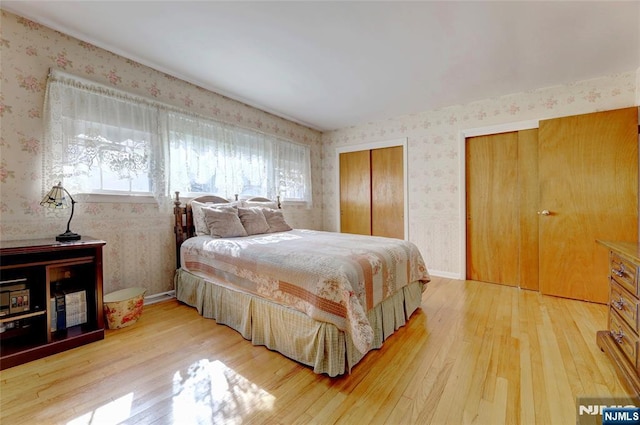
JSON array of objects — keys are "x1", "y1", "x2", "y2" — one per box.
[{"x1": 40, "y1": 182, "x2": 81, "y2": 242}]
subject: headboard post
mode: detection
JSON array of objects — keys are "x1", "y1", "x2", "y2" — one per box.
[{"x1": 173, "y1": 191, "x2": 187, "y2": 269}]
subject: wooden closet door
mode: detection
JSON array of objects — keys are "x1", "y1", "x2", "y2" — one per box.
[
  {"x1": 538, "y1": 107, "x2": 638, "y2": 303},
  {"x1": 466, "y1": 132, "x2": 520, "y2": 286},
  {"x1": 371, "y1": 146, "x2": 404, "y2": 239},
  {"x1": 517, "y1": 129, "x2": 540, "y2": 291},
  {"x1": 466, "y1": 129, "x2": 539, "y2": 289},
  {"x1": 340, "y1": 150, "x2": 372, "y2": 235}
]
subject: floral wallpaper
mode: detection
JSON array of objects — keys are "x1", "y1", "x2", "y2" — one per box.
[
  {"x1": 0, "y1": 10, "x2": 323, "y2": 297},
  {"x1": 322, "y1": 71, "x2": 639, "y2": 277},
  {"x1": 1, "y1": 8, "x2": 638, "y2": 291}
]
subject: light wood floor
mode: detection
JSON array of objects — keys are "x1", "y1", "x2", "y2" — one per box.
[{"x1": 0, "y1": 277, "x2": 633, "y2": 424}]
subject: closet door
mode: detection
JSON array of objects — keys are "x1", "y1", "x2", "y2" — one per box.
[
  {"x1": 465, "y1": 132, "x2": 520, "y2": 286},
  {"x1": 466, "y1": 129, "x2": 539, "y2": 288},
  {"x1": 340, "y1": 150, "x2": 371, "y2": 235},
  {"x1": 371, "y1": 146, "x2": 404, "y2": 239},
  {"x1": 517, "y1": 129, "x2": 540, "y2": 291},
  {"x1": 339, "y1": 145, "x2": 405, "y2": 238},
  {"x1": 538, "y1": 107, "x2": 638, "y2": 303},
  {"x1": 466, "y1": 107, "x2": 637, "y2": 302}
]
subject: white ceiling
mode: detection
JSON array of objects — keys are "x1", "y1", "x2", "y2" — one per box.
[{"x1": 3, "y1": 1, "x2": 639, "y2": 131}]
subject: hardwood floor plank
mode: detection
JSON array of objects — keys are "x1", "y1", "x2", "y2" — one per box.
[
  {"x1": 0, "y1": 277, "x2": 633, "y2": 424},
  {"x1": 523, "y1": 289, "x2": 553, "y2": 425},
  {"x1": 537, "y1": 297, "x2": 577, "y2": 425},
  {"x1": 518, "y1": 327, "x2": 537, "y2": 425}
]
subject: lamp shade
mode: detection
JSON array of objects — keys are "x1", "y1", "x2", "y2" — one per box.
[
  {"x1": 40, "y1": 182, "x2": 81, "y2": 242},
  {"x1": 40, "y1": 182, "x2": 69, "y2": 208}
]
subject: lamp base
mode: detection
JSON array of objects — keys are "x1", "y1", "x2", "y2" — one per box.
[{"x1": 56, "y1": 231, "x2": 81, "y2": 242}]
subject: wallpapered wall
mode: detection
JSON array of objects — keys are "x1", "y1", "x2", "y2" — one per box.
[
  {"x1": 1, "y1": 10, "x2": 638, "y2": 292},
  {"x1": 0, "y1": 11, "x2": 323, "y2": 297},
  {"x1": 321, "y1": 71, "x2": 639, "y2": 277}
]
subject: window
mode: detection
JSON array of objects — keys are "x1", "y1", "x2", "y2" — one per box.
[
  {"x1": 44, "y1": 70, "x2": 312, "y2": 207},
  {"x1": 168, "y1": 112, "x2": 311, "y2": 203},
  {"x1": 64, "y1": 119, "x2": 153, "y2": 194},
  {"x1": 272, "y1": 140, "x2": 312, "y2": 202}
]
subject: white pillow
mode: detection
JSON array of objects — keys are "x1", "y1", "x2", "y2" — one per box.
[
  {"x1": 203, "y1": 207, "x2": 247, "y2": 238},
  {"x1": 262, "y1": 208, "x2": 292, "y2": 233},
  {"x1": 191, "y1": 200, "x2": 239, "y2": 236},
  {"x1": 238, "y1": 207, "x2": 270, "y2": 235}
]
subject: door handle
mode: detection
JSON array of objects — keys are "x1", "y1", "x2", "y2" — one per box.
[{"x1": 537, "y1": 210, "x2": 551, "y2": 216}]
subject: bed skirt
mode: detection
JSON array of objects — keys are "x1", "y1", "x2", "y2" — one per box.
[{"x1": 174, "y1": 268, "x2": 425, "y2": 377}]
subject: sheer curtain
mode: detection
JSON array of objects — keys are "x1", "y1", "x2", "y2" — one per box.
[
  {"x1": 273, "y1": 139, "x2": 312, "y2": 204},
  {"x1": 167, "y1": 112, "x2": 228, "y2": 196},
  {"x1": 44, "y1": 69, "x2": 312, "y2": 208},
  {"x1": 43, "y1": 69, "x2": 169, "y2": 205},
  {"x1": 168, "y1": 110, "x2": 312, "y2": 204}
]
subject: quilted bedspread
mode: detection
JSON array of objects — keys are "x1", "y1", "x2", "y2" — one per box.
[{"x1": 180, "y1": 229, "x2": 430, "y2": 354}]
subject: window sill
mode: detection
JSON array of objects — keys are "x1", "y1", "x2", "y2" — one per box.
[{"x1": 75, "y1": 193, "x2": 157, "y2": 204}]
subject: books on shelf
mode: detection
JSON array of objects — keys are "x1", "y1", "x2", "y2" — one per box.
[{"x1": 51, "y1": 289, "x2": 87, "y2": 332}]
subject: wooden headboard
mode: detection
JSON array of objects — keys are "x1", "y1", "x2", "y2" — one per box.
[{"x1": 173, "y1": 191, "x2": 281, "y2": 268}]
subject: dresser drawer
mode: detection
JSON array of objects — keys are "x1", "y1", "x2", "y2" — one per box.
[
  {"x1": 610, "y1": 281, "x2": 640, "y2": 334},
  {"x1": 609, "y1": 309, "x2": 639, "y2": 369},
  {"x1": 611, "y1": 252, "x2": 638, "y2": 296}
]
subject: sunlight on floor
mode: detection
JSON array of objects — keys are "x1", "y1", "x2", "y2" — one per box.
[
  {"x1": 171, "y1": 359, "x2": 275, "y2": 424},
  {"x1": 67, "y1": 392, "x2": 133, "y2": 425},
  {"x1": 63, "y1": 359, "x2": 273, "y2": 424}
]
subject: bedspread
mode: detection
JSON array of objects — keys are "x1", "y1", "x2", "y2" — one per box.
[{"x1": 180, "y1": 229, "x2": 430, "y2": 354}]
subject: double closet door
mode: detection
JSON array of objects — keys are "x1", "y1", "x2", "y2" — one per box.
[
  {"x1": 466, "y1": 107, "x2": 638, "y2": 303},
  {"x1": 340, "y1": 146, "x2": 404, "y2": 239}
]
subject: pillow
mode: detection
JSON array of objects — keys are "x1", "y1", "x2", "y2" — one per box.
[
  {"x1": 238, "y1": 207, "x2": 270, "y2": 235},
  {"x1": 191, "y1": 200, "x2": 239, "y2": 236},
  {"x1": 202, "y1": 206, "x2": 247, "y2": 238},
  {"x1": 262, "y1": 208, "x2": 292, "y2": 233},
  {"x1": 244, "y1": 200, "x2": 279, "y2": 210}
]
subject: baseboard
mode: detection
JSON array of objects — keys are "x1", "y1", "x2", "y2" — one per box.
[
  {"x1": 144, "y1": 290, "x2": 176, "y2": 305},
  {"x1": 428, "y1": 270, "x2": 463, "y2": 280}
]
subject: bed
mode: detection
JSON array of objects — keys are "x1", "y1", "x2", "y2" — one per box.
[{"x1": 173, "y1": 192, "x2": 430, "y2": 376}]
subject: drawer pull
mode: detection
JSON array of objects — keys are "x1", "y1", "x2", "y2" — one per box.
[
  {"x1": 612, "y1": 297, "x2": 626, "y2": 310},
  {"x1": 611, "y1": 328, "x2": 625, "y2": 344},
  {"x1": 612, "y1": 263, "x2": 626, "y2": 278}
]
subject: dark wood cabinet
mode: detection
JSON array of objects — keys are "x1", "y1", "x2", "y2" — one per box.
[{"x1": 0, "y1": 238, "x2": 105, "y2": 369}]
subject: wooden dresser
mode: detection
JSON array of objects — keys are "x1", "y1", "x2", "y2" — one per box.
[{"x1": 597, "y1": 240, "x2": 640, "y2": 399}]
